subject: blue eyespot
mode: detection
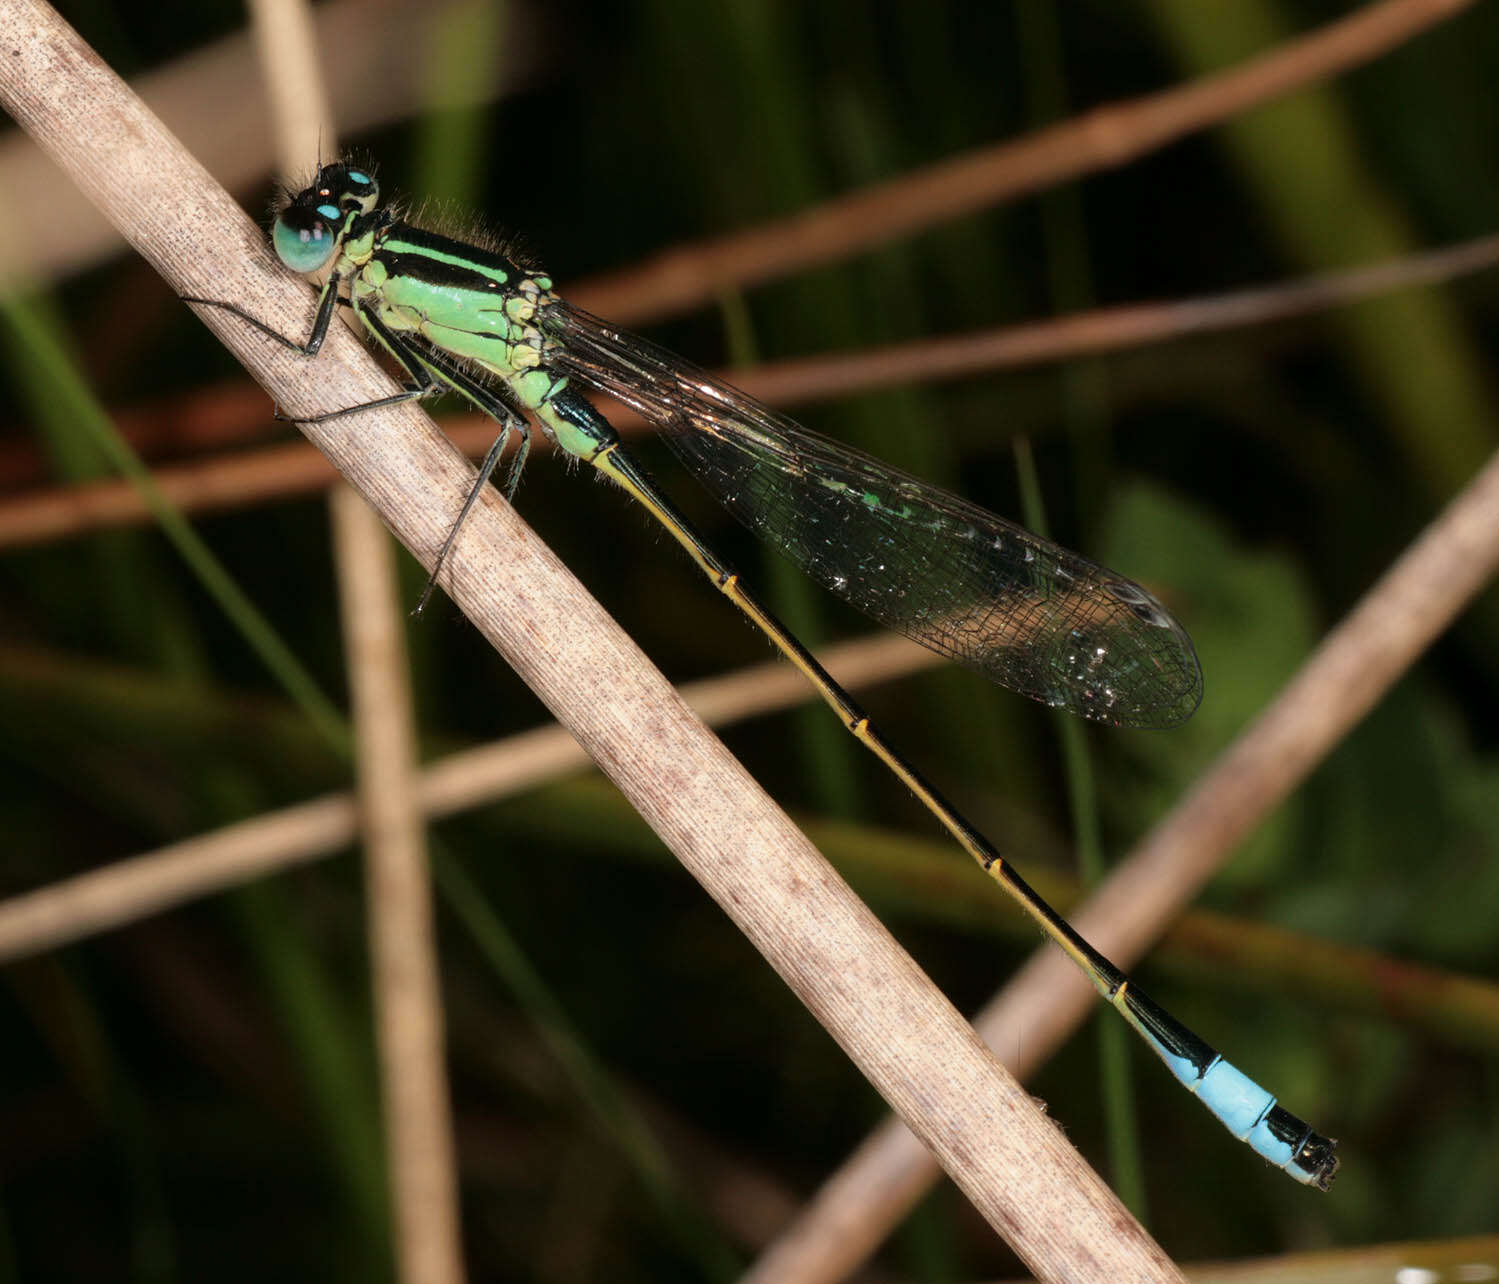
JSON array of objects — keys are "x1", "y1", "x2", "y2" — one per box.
[
  {"x1": 316, "y1": 204, "x2": 341, "y2": 221},
  {"x1": 273, "y1": 207, "x2": 338, "y2": 273},
  {"x1": 347, "y1": 170, "x2": 370, "y2": 185}
]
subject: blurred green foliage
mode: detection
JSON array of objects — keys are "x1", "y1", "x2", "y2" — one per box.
[{"x1": 1, "y1": 0, "x2": 1497, "y2": 1279}]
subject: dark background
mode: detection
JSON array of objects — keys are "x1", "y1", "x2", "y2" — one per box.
[{"x1": 2, "y1": 1, "x2": 1497, "y2": 1279}]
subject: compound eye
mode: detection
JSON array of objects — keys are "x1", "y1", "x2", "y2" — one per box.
[{"x1": 272, "y1": 203, "x2": 340, "y2": 273}]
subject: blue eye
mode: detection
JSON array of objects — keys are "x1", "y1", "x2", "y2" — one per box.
[
  {"x1": 347, "y1": 170, "x2": 370, "y2": 185},
  {"x1": 316, "y1": 204, "x2": 341, "y2": 221},
  {"x1": 273, "y1": 207, "x2": 338, "y2": 273}
]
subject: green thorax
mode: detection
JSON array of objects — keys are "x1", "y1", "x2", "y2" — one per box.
[{"x1": 349, "y1": 220, "x2": 561, "y2": 398}]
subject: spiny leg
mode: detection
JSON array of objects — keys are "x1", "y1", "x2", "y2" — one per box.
[
  {"x1": 412, "y1": 424, "x2": 523, "y2": 615},
  {"x1": 186, "y1": 277, "x2": 440, "y2": 423},
  {"x1": 499, "y1": 432, "x2": 531, "y2": 503},
  {"x1": 183, "y1": 269, "x2": 344, "y2": 356},
  {"x1": 354, "y1": 313, "x2": 535, "y2": 614},
  {"x1": 272, "y1": 370, "x2": 438, "y2": 425},
  {"x1": 274, "y1": 297, "x2": 452, "y2": 424},
  {"x1": 190, "y1": 279, "x2": 527, "y2": 610}
]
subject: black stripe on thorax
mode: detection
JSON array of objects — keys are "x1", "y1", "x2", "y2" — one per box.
[{"x1": 374, "y1": 223, "x2": 531, "y2": 295}]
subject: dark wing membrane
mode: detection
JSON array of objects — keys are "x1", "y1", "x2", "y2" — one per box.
[{"x1": 541, "y1": 301, "x2": 1202, "y2": 728}]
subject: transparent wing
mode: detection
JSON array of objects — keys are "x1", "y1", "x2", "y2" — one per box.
[{"x1": 540, "y1": 301, "x2": 1202, "y2": 728}]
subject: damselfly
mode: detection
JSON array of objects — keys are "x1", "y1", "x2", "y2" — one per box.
[{"x1": 185, "y1": 162, "x2": 1337, "y2": 1190}]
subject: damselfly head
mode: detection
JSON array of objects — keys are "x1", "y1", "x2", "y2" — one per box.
[{"x1": 271, "y1": 162, "x2": 381, "y2": 274}]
